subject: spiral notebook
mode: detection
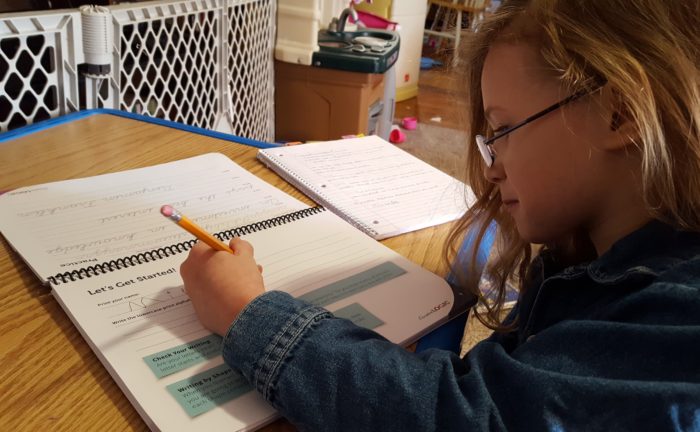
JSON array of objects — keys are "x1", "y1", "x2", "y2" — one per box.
[
  {"x1": 0, "y1": 153, "x2": 462, "y2": 431},
  {"x1": 257, "y1": 136, "x2": 473, "y2": 240}
]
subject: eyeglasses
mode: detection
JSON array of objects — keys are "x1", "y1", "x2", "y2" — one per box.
[{"x1": 476, "y1": 85, "x2": 602, "y2": 167}]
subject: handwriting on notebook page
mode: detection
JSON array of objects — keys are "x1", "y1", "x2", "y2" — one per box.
[{"x1": 0, "y1": 154, "x2": 305, "y2": 268}]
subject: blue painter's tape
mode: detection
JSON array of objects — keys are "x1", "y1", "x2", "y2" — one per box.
[{"x1": 0, "y1": 108, "x2": 279, "y2": 149}]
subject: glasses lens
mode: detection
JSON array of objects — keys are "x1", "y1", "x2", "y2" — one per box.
[{"x1": 475, "y1": 135, "x2": 493, "y2": 167}]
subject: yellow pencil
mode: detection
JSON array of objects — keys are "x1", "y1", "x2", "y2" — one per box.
[{"x1": 160, "y1": 205, "x2": 234, "y2": 253}]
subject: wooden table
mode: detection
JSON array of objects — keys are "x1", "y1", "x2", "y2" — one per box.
[{"x1": 0, "y1": 112, "x2": 454, "y2": 431}]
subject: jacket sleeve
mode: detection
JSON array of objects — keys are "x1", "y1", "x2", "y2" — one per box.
[{"x1": 222, "y1": 290, "x2": 700, "y2": 432}]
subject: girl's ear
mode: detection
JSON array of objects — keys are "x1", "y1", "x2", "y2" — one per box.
[
  {"x1": 610, "y1": 110, "x2": 622, "y2": 131},
  {"x1": 601, "y1": 87, "x2": 638, "y2": 151}
]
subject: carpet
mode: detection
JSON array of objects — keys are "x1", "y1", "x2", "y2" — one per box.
[{"x1": 393, "y1": 121, "x2": 469, "y2": 181}]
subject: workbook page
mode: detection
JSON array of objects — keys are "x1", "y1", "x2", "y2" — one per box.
[
  {"x1": 258, "y1": 136, "x2": 472, "y2": 239},
  {"x1": 51, "y1": 253, "x2": 276, "y2": 432},
  {"x1": 52, "y1": 209, "x2": 454, "y2": 431},
  {"x1": 0, "y1": 153, "x2": 307, "y2": 281}
]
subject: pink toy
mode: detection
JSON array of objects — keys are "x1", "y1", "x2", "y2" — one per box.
[
  {"x1": 401, "y1": 116, "x2": 417, "y2": 130},
  {"x1": 389, "y1": 126, "x2": 406, "y2": 144},
  {"x1": 352, "y1": 11, "x2": 398, "y2": 31}
]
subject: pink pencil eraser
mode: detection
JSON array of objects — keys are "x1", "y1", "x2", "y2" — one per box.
[{"x1": 160, "y1": 205, "x2": 174, "y2": 217}]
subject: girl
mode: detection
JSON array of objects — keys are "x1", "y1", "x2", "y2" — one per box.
[{"x1": 181, "y1": 1, "x2": 700, "y2": 430}]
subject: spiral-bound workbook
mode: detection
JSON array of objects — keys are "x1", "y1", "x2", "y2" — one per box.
[
  {"x1": 0, "y1": 153, "x2": 463, "y2": 432},
  {"x1": 257, "y1": 136, "x2": 473, "y2": 240}
]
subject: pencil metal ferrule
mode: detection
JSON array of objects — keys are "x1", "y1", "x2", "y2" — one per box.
[{"x1": 168, "y1": 211, "x2": 182, "y2": 222}]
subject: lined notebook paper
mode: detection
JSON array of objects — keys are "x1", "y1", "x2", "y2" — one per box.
[
  {"x1": 0, "y1": 153, "x2": 307, "y2": 281},
  {"x1": 257, "y1": 136, "x2": 473, "y2": 240},
  {"x1": 0, "y1": 153, "x2": 464, "y2": 431}
]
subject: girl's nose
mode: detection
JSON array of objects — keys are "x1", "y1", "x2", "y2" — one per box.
[{"x1": 484, "y1": 158, "x2": 505, "y2": 184}]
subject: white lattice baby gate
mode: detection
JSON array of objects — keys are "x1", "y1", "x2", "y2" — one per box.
[{"x1": 0, "y1": 0, "x2": 276, "y2": 141}]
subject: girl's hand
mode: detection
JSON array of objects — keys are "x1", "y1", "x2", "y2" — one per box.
[{"x1": 180, "y1": 237, "x2": 264, "y2": 336}]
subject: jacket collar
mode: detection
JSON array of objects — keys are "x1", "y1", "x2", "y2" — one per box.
[{"x1": 540, "y1": 220, "x2": 700, "y2": 285}]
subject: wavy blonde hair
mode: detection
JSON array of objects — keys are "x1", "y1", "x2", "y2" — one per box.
[{"x1": 446, "y1": 0, "x2": 700, "y2": 330}]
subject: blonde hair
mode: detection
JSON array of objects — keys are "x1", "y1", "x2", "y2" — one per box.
[{"x1": 447, "y1": 0, "x2": 700, "y2": 330}]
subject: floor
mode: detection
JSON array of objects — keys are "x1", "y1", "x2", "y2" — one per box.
[
  {"x1": 395, "y1": 63, "x2": 468, "y2": 132},
  {"x1": 389, "y1": 60, "x2": 471, "y2": 182}
]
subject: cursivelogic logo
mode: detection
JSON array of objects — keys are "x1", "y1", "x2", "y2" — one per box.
[{"x1": 418, "y1": 300, "x2": 451, "y2": 320}]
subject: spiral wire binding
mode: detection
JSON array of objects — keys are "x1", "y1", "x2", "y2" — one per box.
[
  {"x1": 47, "y1": 206, "x2": 326, "y2": 285},
  {"x1": 258, "y1": 152, "x2": 380, "y2": 238}
]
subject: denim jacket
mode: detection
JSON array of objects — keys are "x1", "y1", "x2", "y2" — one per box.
[{"x1": 222, "y1": 221, "x2": 700, "y2": 431}]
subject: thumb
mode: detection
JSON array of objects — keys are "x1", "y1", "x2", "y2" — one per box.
[{"x1": 229, "y1": 237, "x2": 254, "y2": 257}]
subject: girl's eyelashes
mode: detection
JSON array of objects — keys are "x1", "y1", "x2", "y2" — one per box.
[{"x1": 493, "y1": 125, "x2": 510, "y2": 135}]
